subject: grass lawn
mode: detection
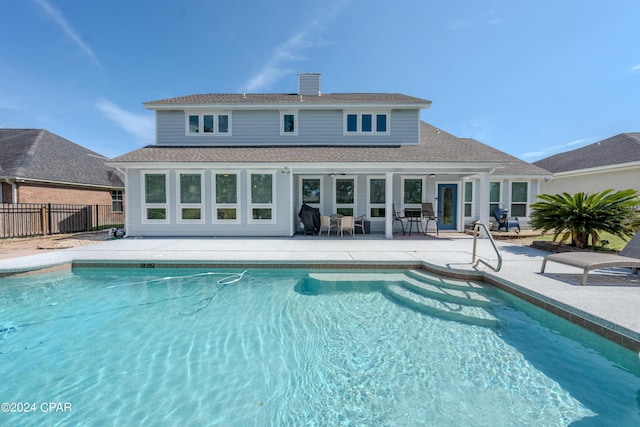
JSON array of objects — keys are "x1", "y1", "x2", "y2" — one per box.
[{"x1": 534, "y1": 231, "x2": 631, "y2": 252}]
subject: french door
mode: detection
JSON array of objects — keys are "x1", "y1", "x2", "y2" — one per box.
[{"x1": 437, "y1": 183, "x2": 457, "y2": 230}]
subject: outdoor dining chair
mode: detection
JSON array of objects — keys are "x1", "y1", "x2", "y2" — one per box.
[{"x1": 421, "y1": 202, "x2": 439, "y2": 236}]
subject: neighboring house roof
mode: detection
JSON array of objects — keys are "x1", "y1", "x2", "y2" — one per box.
[
  {"x1": 110, "y1": 121, "x2": 549, "y2": 176},
  {"x1": 533, "y1": 133, "x2": 640, "y2": 173},
  {"x1": 144, "y1": 93, "x2": 432, "y2": 109},
  {"x1": 0, "y1": 129, "x2": 124, "y2": 188}
]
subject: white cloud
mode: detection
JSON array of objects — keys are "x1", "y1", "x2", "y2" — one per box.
[
  {"x1": 34, "y1": 0, "x2": 103, "y2": 70},
  {"x1": 95, "y1": 99, "x2": 154, "y2": 145},
  {"x1": 450, "y1": 11, "x2": 503, "y2": 30},
  {"x1": 241, "y1": 1, "x2": 347, "y2": 92},
  {"x1": 631, "y1": 64, "x2": 640, "y2": 73},
  {"x1": 520, "y1": 138, "x2": 593, "y2": 160}
]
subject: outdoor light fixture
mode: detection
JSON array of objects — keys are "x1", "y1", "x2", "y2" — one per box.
[{"x1": 281, "y1": 167, "x2": 290, "y2": 174}]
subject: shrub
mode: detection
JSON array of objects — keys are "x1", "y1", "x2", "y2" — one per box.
[{"x1": 529, "y1": 189, "x2": 640, "y2": 249}]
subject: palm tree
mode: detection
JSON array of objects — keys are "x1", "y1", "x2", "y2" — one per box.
[{"x1": 529, "y1": 189, "x2": 640, "y2": 249}]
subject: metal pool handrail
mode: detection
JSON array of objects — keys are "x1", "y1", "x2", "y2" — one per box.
[{"x1": 472, "y1": 222, "x2": 502, "y2": 272}]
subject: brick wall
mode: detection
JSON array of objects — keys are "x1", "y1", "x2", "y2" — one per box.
[{"x1": 17, "y1": 182, "x2": 120, "y2": 207}]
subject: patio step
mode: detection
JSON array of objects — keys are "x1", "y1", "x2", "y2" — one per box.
[{"x1": 383, "y1": 283, "x2": 499, "y2": 328}]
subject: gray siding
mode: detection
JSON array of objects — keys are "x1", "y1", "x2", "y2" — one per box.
[
  {"x1": 156, "y1": 109, "x2": 420, "y2": 146},
  {"x1": 298, "y1": 73, "x2": 322, "y2": 96}
]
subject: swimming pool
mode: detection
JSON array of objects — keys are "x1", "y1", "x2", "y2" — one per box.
[{"x1": 1, "y1": 267, "x2": 639, "y2": 426}]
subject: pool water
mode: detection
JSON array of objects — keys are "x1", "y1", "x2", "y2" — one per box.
[{"x1": 1, "y1": 267, "x2": 639, "y2": 426}]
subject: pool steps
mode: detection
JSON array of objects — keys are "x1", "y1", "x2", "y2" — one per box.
[
  {"x1": 382, "y1": 284, "x2": 499, "y2": 328},
  {"x1": 306, "y1": 270, "x2": 499, "y2": 327}
]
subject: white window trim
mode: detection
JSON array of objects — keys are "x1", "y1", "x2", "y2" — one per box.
[
  {"x1": 401, "y1": 176, "x2": 426, "y2": 211},
  {"x1": 280, "y1": 110, "x2": 298, "y2": 136},
  {"x1": 510, "y1": 180, "x2": 529, "y2": 218},
  {"x1": 142, "y1": 170, "x2": 170, "y2": 224},
  {"x1": 333, "y1": 175, "x2": 357, "y2": 216},
  {"x1": 367, "y1": 175, "x2": 386, "y2": 221},
  {"x1": 248, "y1": 170, "x2": 276, "y2": 224},
  {"x1": 343, "y1": 110, "x2": 390, "y2": 135},
  {"x1": 489, "y1": 181, "x2": 503, "y2": 216},
  {"x1": 299, "y1": 176, "x2": 323, "y2": 210},
  {"x1": 176, "y1": 171, "x2": 204, "y2": 224},
  {"x1": 185, "y1": 111, "x2": 232, "y2": 136},
  {"x1": 463, "y1": 180, "x2": 474, "y2": 218},
  {"x1": 213, "y1": 171, "x2": 241, "y2": 224}
]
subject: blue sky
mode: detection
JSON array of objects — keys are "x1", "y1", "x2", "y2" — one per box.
[{"x1": 1, "y1": 0, "x2": 638, "y2": 161}]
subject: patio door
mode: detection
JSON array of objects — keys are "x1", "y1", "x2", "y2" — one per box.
[{"x1": 437, "y1": 183, "x2": 457, "y2": 230}]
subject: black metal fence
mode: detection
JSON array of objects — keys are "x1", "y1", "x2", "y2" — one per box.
[{"x1": 0, "y1": 203, "x2": 125, "y2": 239}]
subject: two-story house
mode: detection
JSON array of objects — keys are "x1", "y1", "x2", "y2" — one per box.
[{"x1": 109, "y1": 73, "x2": 550, "y2": 238}]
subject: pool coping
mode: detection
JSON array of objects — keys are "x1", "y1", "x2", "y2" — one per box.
[{"x1": 3, "y1": 254, "x2": 639, "y2": 353}]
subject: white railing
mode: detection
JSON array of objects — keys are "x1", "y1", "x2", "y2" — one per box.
[{"x1": 472, "y1": 223, "x2": 502, "y2": 272}]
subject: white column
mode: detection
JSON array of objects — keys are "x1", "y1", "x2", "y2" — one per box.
[
  {"x1": 478, "y1": 172, "x2": 490, "y2": 232},
  {"x1": 385, "y1": 172, "x2": 393, "y2": 239}
]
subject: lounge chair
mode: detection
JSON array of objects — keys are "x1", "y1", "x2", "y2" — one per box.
[{"x1": 540, "y1": 231, "x2": 640, "y2": 285}]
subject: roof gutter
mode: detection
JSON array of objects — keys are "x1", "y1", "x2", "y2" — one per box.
[{"x1": 4, "y1": 176, "x2": 123, "y2": 190}]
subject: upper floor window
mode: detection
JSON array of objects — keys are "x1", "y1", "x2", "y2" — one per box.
[
  {"x1": 280, "y1": 111, "x2": 298, "y2": 135},
  {"x1": 186, "y1": 112, "x2": 231, "y2": 135},
  {"x1": 344, "y1": 111, "x2": 389, "y2": 135}
]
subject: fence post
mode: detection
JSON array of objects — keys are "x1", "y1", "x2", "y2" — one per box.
[
  {"x1": 40, "y1": 205, "x2": 47, "y2": 236},
  {"x1": 86, "y1": 205, "x2": 92, "y2": 232},
  {"x1": 47, "y1": 203, "x2": 52, "y2": 235},
  {"x1": 95, "y1": 204, "x2": 99, "y2": 231}
]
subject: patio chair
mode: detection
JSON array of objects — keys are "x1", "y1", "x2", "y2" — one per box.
[
  {"x1": 421, "y1": 202, "x2": 439, "y2": 236},
  {"x1": 392, "y1": 204, "x2": 407, "y2": 235},
  {"x1": 339, "y1": 216, "x2": 355, "y2": 237},
  {"x1": 493, "y1": 208, "x2": 520, "y2": 233},
  {"x1": 319, "y1": 215, "x2": 337, "y2": 236},
  {"x1": 540, "y1": 230, "x2": 640, "y2": 285},
  {"x1": 354, "y1": 215, "x2": 367, "y2": 234}
]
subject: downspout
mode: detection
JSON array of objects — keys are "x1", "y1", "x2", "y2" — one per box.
[
  {"x1": 4, "y1": 179, "x2": 17, "y2": 203},
  {"x1": 115, "y1": 167, "x2": 128, "y2": 235}
]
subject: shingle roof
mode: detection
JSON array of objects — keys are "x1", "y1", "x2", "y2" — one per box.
[
  {"x1": 0, "y1": 129, "x2": 124, "y2": 188},
  {"x1": 144, "y1": 93, "x2": 431, "y2": 108},
  {"x1": 110, "y1": 122, "x2": 549, "y2": 176},
  {"x1": 533, "y1": 133, "x2": 640, "y2": 173}
]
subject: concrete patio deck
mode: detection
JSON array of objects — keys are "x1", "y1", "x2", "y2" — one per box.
[{"x1": 1, "y1": 233, "x2": 639, "y2": 352}]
